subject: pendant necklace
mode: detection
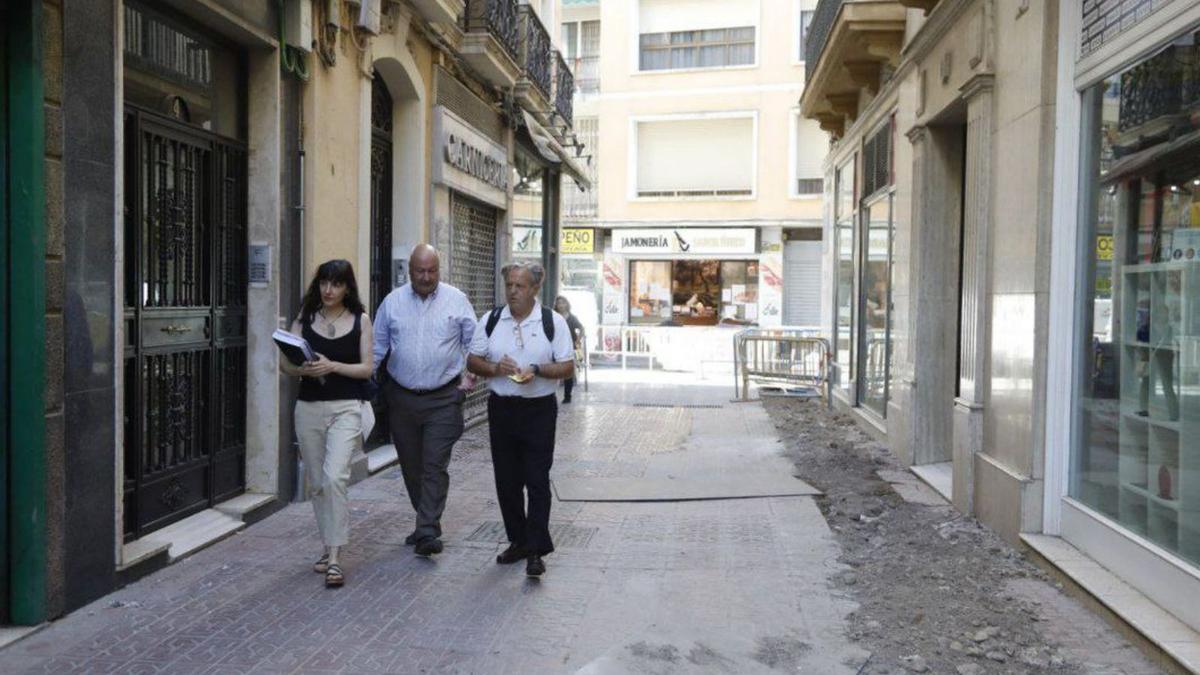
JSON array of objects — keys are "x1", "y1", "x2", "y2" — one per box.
[{"x1": 320, "y1": 307, "x2": 347, "y2": 337}]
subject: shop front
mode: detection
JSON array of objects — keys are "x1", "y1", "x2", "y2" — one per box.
[
  {"x1": 1046, "y1": 1, "x2": 1200, "y2": 634},
  {"x1": 615, "y1": 228, "x2": 761, "y2": 327}
]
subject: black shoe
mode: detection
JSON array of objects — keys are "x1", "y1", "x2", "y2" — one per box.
[
  {"x1": 526, "y1": 555, "x2": 546, "y2": 577},
  {"x1": 414, "y1": 538, "x2": 444, "y2": 556},
  {"x1": 496, "y1": 543, "x2": 528, "y2": 565},
  {"x1": 404, "y1": 531, "x2": 419, "y2": 546},
  {"x1": 562, "y1": 397, "x2": 572, "y2": 404}
]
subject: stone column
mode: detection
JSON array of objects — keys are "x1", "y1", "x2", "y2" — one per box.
[
  {"x1": 952, "y1": 74, "x2": 995, "y2": 514},
  {"x1": 903, "y1": 121, "x2": 964, "y2": 470}
]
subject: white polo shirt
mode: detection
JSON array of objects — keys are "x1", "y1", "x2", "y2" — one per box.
[{"x1": 469, "y1": 302, "x2": 574, "y2": 398}]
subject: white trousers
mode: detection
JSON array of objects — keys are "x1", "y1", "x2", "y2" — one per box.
[{"x1": 294, "y1": 399, "x2": 361, "y2": 548}]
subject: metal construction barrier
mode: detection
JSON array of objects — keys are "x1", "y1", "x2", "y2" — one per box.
[
  {"x1": 590, "y1": 326, "x2": 657, "y2": 369},
  {"x1": 733, "y1": 327, "x2": 830, "y2": 404}
]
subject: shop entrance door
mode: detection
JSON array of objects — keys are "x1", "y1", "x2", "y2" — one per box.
[{"x1": 122, "y1": 107, "x2": 248, "y2": 539}]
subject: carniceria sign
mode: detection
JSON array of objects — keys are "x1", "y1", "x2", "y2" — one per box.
[{"x1": 432, "y1": 106, "x2": 509, "y2": 208}]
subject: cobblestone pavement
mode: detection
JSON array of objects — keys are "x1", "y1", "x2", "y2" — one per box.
[{"x1": 1, "y1": 371, "x2": 869, "y2": 674}]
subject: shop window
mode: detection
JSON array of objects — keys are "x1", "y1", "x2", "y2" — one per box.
[
  {"x1": 629, "y1": 259, "x2": 759, "y2": 326},
  {"x1": 630, "y1": 261, "x2": 673, "y2": 324},
  {"x1": 1073, "y1": 29, "x2": 1200, "y2": 566},
  {"x1": 859, "y1": 195, "x2": 893, "y2": 417},
  {"x1": 833, "y1": 156, "x2": 857, "y2": 393},
  {"x1": 512, "y1": 148, "x2": 545, "y2": 263}
]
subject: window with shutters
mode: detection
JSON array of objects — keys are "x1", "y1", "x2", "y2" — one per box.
[
  {"x1": 634, "y1": 114, "x2": 756, "y2": 199},
  {"x1": 791, "y1": 109, "x2": 826, "y2": 197}
]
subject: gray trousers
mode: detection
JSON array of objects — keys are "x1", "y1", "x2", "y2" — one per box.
[{"x1": 386, "y1": 379, "x2": 465, "y2": 541}]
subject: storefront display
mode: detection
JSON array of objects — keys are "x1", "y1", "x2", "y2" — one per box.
[
  {"x1": 833, "y1": 156, "x2": 857, "y2": 393},
  {"x1": 628, "y1": 259, "x2": 760, "y2": 326},
  {"x1": 1074, "y1": 30, "x2": 1200, "y2": 566}
]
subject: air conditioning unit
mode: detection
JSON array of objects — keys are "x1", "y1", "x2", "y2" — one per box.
[
  {"x1": 356, "y1": 0, "x2": 382, "y2": 35},
  {"x1": 284, "y1": 0, "x2": 313, "y2": 51}
]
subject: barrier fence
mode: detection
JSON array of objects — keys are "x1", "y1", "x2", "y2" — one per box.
[{"x1": 732, "y1": 327, "x2": 830, "y2": 404}]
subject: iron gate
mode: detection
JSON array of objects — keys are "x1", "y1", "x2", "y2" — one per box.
[
  {"x1": 369, "y1": 73, "x2": 393, "y2": 314},
  {"x1": 367, "y1": 74, "x2": 395, "y2": 447},
  {"x1": 123, "y1": 107, "x2": 247, "y2": 539},
  {"x1": 449, "y1": 192, "x2": 499, "y2": 423}
]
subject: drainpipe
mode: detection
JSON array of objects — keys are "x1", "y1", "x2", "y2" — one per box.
[{"x1": 7, "y1": 0, "x2": 47, "y2": 625}]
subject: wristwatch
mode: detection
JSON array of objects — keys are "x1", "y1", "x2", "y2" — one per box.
[{"x1": 532, "y1": 364, "x2": 541, "y2": 377}]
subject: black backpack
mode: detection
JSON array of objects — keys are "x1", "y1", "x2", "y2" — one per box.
[{"x1": 485, "y1": 306, "x2": 555, "y2": 341}]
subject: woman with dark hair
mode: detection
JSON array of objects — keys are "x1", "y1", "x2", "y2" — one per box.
[
  {"x1": 553, "y1": 295, "x2": 585, "y2": 404},
  {"x1": 280, "y1": 259, "x2": 374, "y2": 587}
]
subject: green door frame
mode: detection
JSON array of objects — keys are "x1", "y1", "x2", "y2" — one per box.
[{"x1": 4, "y1": 0, "x2": 47, "y2": 626}]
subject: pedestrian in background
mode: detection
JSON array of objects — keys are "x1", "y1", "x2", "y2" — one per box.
[
  {"x1": 373, "y1": 244, "x2": 476, "y2": 557},
  {"x1": 468, "y1": 262, "x2": 574, "y2": 577},
  {"x1": 553, "y1": 295, "x2": 585, "y2": 404},
  {"x1": 281, "y1": 260, "x2": 375, "y2": 588}
]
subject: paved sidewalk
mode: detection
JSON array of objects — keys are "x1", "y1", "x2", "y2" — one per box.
[{"x1": 1, "y1": 374, "x2": 866, "y2": 674}]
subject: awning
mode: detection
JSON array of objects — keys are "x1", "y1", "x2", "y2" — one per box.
[{"x1": 521, "y1": 110, "x2": 593, "y2": 191}]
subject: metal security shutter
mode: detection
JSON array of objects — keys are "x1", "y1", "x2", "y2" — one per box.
[
  {"x1": 784, "y1": 240, "x2": 823, "y2": 327},
  {"x1": 449, "y1": 192, "x2": 498, "y2": 424},
  {"x1": 450, "y1": 192, "x2": 499, "y2": 311}
]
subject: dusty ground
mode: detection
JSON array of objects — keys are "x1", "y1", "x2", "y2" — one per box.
[{"x1": 764, "y1": 396, "x2": 1163, "y2": 675}]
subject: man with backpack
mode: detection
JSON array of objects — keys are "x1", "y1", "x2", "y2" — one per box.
[{"x1": 467, "y1": 261, "x2": 574, "y2": 577}]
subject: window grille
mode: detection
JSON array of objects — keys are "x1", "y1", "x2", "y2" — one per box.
[
  {"x1": 862, "y1": 122, "x2": 893, "y2": 198},
  {"x1": 639, "y1": 26, "x2": 755, "y2": 71},
  {"x1": 123, "y1": 2, "x2": 212, "y2": 92},
  {"x1": 563, "y1": 117, "x2": 598, "y2": 218}
]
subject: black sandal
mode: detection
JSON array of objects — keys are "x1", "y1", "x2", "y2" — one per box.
[
  {"x1": 325, "y1": 563, "x2": 344, "y2": 587},
  {"x1": 313, "y1": 553, "x2": 329, "y2": 573}
]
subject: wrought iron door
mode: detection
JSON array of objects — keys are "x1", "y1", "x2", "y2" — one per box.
[
  {"x1": 123, "y1": 107, "x2": 247, "y2": 539},
  {"x1": 370, "y1": 73, "x2": 393, "y2": 315}
]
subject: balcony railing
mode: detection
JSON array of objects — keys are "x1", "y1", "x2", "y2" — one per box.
[
  {"x1": 1118, "y1": 42, "x2": 1200, "y2": 134},
  {"x1": 466, "y1": 0, "x2": 520, "y2": 64},
  {"x1": 518, "y1": 5, "x2": 553, "y2": 99},
  {"x1": 806, "y1": 0, "x2": 844, "y2": 68},
  {"x1": 554, "y1": 50, "x2": 575, "y2": 126}
]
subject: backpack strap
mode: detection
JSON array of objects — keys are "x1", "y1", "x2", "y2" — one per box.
[
  {"x1": 541, "y1": 306, "x2": 555, "y2": 342},
  {"x1": 484, "y1": 307, "x2": 504, "y2": 337}
]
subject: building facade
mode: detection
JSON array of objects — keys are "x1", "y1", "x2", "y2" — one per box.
[
  {"x1": 559, "y1": 0, "x2": 829, "y2": 369},
  {"x1": 1, "y1": 0, "x2": 584, "y2": 625},
  {"x1": 804, "y1": 0, "x2": 1200, "y2": 658}
]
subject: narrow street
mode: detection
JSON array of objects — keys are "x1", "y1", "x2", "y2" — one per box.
[{"x1": 0, "y1": 373, "x2": 1165, "y2": 674}]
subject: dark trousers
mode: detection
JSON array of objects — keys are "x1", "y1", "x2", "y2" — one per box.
[
  {"x1": 487, "y1": 393, "x2": 558, "y2": 555},
  {"x1": 386, "y1": 379, "x2": 465, "y2": 541},
  {"x1": 563, "y1": 377, "x2": 575, "y2": 400}
]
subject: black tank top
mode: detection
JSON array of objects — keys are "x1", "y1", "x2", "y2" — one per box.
[{"x1": 298, "y1": 312, "x2": 366, "y2": 402}]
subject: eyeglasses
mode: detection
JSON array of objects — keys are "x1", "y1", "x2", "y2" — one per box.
[{"x1": 512, "y1": 323, "x2": 525, "y2": 350}]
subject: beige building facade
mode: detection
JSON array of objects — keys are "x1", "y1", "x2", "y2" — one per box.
[
  {"x1": 804, "y1": 0, "x2": 1200, "y2": 658},
  {"x1": 559, "y1": 0, "x2": 830, "y2": 364}
]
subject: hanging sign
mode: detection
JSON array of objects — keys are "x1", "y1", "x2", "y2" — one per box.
[
  {"x1": 561, "y1": 228, "x2": 596, "y2": 254},
  {"x1": 612, "y1": 228, "x2": 757, "y2": 255}
]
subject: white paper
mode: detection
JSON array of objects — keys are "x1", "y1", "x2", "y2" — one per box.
[
  {"x1": 631, "y1": 307, "x2": 645, "y2": 317},
  {"x1": 722, "y1": 289, "x2": 733, "y2": 302},
  {"x1": 745, "y1": 304, "x2": 758, "y2": 320}
]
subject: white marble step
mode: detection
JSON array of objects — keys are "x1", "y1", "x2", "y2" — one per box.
[
  {"x1": 214, "y1": 492, "x2": 275, "y2": 518},
  {"x1": 151, "y1": 509, "x2": 245, "y2": 561}
]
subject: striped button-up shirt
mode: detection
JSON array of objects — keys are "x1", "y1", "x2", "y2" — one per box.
[{"x1": 373, "y1": 282, "x2": 477, "y2": 390}]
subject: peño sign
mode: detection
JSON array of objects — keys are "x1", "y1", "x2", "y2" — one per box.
[
  {"x1": 612, "y1": 228, "x2": 757, "y2": 255},
  {"x1": 561, "y1": 228, "x2": 596, "y2": 254},
  {"x1": 432, "y1": 106, "x2": 509, "y2": 208}
]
